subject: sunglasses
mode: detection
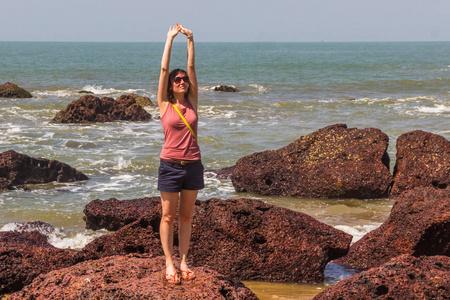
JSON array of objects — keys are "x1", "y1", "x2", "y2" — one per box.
[{"x1": 173, "y1": 76, "x2": 189, "y2": 84}]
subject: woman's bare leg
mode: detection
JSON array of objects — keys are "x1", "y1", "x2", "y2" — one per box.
[
  {"x1": 160, "y1": 191, "x2": 180, "y2": 279},
  {"x1": 178, "y1": 189, "x2": 198, "y2": 273}
]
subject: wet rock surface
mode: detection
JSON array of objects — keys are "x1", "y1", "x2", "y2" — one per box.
[
  {"x1": 9, "y1": 254, "x2": 258, "y2": 300},
  {"x1": 51, "y1": 94, "x2": 151, "y2": 123},
  {"x1": 337, "y1": 187, "x2": 450, "y2": 270},
  {"x1": 82, "y1": 197, "x2": 352, "y2": 283},
  {"x1": 232, "y1": 124, "x2": 393, "y2": 199},
  {"x1": 0, "y1": 150, "x2": 89, "y2": 191},
  {"x1": 390, "y1": 130, "x2": 450, "y2": 198},
  {"x1": 0, "y1": 231, "x2": 83, "y2": 295},
  {"x1": 314, "y1": 255, "x2": 450, "y2": 300},
  {"x1": 0, "y1": 82, "x2": 32, "y2": 98}
]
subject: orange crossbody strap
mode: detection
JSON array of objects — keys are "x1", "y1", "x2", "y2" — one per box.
[{"x1": 172, "y1": 103, "x2": 198, "y2": 142}]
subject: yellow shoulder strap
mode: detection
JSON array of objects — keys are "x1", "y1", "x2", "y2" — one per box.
[{"x1": 172, "y1": 103, "x2": 198, "y2": 142}]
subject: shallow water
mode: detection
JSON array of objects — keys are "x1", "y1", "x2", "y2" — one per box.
[{"x1": 1, "y1": 41, "x2": 449, "y2": 298}]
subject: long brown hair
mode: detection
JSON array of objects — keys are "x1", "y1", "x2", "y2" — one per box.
[{"x1": 167, "y1": 69, "x2": 190, "y2": 103}]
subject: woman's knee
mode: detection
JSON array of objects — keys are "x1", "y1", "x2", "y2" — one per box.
[{"x1": 161, "y1": 213, "x2": 176, "y2": 225}]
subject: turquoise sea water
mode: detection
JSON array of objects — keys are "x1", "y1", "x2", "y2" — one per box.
[{"x1": 1, "y1": 41, "x2": 449, "y2": 298}]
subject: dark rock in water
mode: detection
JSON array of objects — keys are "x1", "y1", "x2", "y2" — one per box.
[
  {"x1": 82, "y1": 197, "x2": 352, "y2": 283},
  {"x1": 314, "y1": 255, "x2": 450, "y2": 300},
  {"x1": 336, "y1": 187, "x2": 450, "y2": 270},
  {"x1": 77, "y1": 90, "x2": 94, "y2": 94},
  {"x1": 390, "y1": 130, "x2": 450, "y2": 198},
  {"x1": 83, "y1": 197, "x2": 160, "y2": 231},
  {"x1": 0, "y1": 150, "x2": 89, "y2": 191},
  {"x1": 205, "y1": 165, "x2": 235, "y2": 179},
  {"x1": 9, "y1": 254, "x2": 258, "y2": 300},
  {"x1": 232, "y1": 124, "x2": 393, "y2": 199},
  {"x1": 214, "y1": 85, "x2": 239, "y2": 92},
  {"x1": 51, "y1": 94, "x2": 151, "y2": 123},
  {"x1": 115, "y1": 93, "x2": 155, "y2": 107},
  {"x1": 0, "y1": 231, "x2": 83, "y2": 296},
  {"x1": 0, "y1": 82, "x2": 32, "y2": 98}
]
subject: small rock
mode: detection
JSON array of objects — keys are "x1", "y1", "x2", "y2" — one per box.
[
  {"x1": 0, "y1": 82, "x2": 32, "y2": 98},
  {"x1": 214, "y1": 85, "x2": 239, "y2": 92}
]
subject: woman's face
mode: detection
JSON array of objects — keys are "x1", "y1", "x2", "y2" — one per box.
[{"x1": 172, "y1": 72, "x2": 189, "y2": 95}]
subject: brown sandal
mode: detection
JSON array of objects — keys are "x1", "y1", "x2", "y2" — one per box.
[
  {"x1": 165, "y1": 272, "x2": 181, "y2": 284},
  {"x1": 181, "y1": 269, "x2": 196, "y2": 280}
]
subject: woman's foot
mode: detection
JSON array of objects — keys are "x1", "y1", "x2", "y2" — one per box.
[
  {"x1": 180, "y1": 268, "x2": 196, "y2": 280},
  {"x1": 165, "y1": 266, "x2": 181, "y2": 284}
]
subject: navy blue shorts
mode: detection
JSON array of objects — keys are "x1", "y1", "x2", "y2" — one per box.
[{"x1": 157, "y1": 159, "x2": 205, "y2": 192}]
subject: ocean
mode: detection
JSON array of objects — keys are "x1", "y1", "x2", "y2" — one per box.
[{"x1": 1, "y1": 41, "x2": 449, "y2": 299}]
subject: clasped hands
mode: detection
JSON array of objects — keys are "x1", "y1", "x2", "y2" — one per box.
[{"x1": 167, "y1": 23, "x2": 193, "y2": 39}]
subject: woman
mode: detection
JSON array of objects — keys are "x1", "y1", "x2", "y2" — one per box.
[{"x1": 157, "y1": 23, "x2": 204, "y2": 284}]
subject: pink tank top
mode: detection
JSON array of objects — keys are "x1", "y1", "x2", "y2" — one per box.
[{"x1": 160, "y1": 99, "x2": 201, "y2": 160}]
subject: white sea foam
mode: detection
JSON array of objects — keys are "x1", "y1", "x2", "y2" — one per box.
[
  {"x1": 0, "y1": 222, "x2": 104, "y2": 249},
  {"x1": 335, "y1": 224, "x2": 380, "y2": 243},
  {"x1": 49, "y1": 230, "x2": 106, "y2": 250},
  {"x1": 416, "y1": 104, "x2": 450, "y2": 114},
  {"x1": 200, "y1": 106, "x2": 237, "y2": 119},
  {"x1": 6, "y1": 126, "x2": 22, "y2": 133}
]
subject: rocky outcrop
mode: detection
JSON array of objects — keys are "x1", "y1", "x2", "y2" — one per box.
[
  {"x1": 314, "y1": 255, "x2": 450, "y2": 300},
  {"x1": 82, "y1": 197, "x2": 352, "y2": 283},
  {"x1": 0, "y1": 150, "x2": 88, "y2": 191},
  {"x1": 115, "y1": 93, "x2": 155, "y2": 107},
  {"x1": 232, "y1": 124, "x2": 393, "y2": 199},
  {"x1": 389, "y1": 130, "x2": 449, "y2": 198},
  {"x1": 0, "y1": 82, "x2": 32, "y2": 98},
  {"x1": 51, "y1": 94, "x2": 151, "y2": 123},
  {"x1": 214, "y1": 85, "x2": 239, "y2": 92},
  {"x1": 10, "y1": 254, "x2": 257, "y2": 300},
  {"x1": 337, "y1": 187, "x2": 450, "y2": 270},
  {"x1": 83, "y1": 197, "x2": 160, "y2": 231},
  {"x1": 0, "y1": 231, "x2": 83, "y2": 295}
]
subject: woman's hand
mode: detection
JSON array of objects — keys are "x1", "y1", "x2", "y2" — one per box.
[
  {"x1": 176, "y1": 23, "x2": 193, "y2": 38},
  {"x1": 167, "y1": 25, "x2": 180, "y2": 40}
]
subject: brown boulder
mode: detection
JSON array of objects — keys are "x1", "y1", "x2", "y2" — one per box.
[
  {"x1": 0, "y1": 150, "x2": 89, "y2": 191},
  {"x1": 10, "y1": 254, "x2": 257, "y2": 300},
  {"x1": 390, "y1": 130, "x2": 450, "y2": 198},
  {"x1": 232, "y1": 124, "x2": 393, "y2": 199},
  {"x1": 337, "y1": 187, "x2": 450, "y2": 270},
  {"x1": 82, "y1": 197, "x2": 352, "y2": 283},
  {"x1": 115, "y1": 93, "x2": 155, "y2": 107},
  {"x1": 0, "y1": 231, "x2": 83, "y2": 295},
  {"x1": 314, "y1": 255, "x2": 450, "y2": 300},
  {"x1": 83, "y1": 196, "x2": 160, "y2": 231},
  {"x1": 0, "y1": 82, "x2": 32, "y2": 98},
  {"x1": 51, "y1": 94, "x2": 151, "y2": 123}
]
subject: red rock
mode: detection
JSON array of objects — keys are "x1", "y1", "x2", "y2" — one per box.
[
  {"x1": 314, "y1": 255, "x2": 450, "y2": 300},
  {"x1": 51, "y1": 94, "x2": 151, "y2": 123},
  {"x1": 9, "y1": 254, "x2": 257, "y2": 300},
  {"x1": 0, "y1": 82, "x2": 32, "y2": 98},
  {"x1": 82, "y1": 197, "x2": 352, "y2": 283},
  {"x1": 0, "y1": 231, "x2": 83, "y2": 295},
  {"x1": 390, "y1": 130, "x2": 450, "y2": 198},
  {"x1": 83, "y1": 197, "x2": 160, "y2": 231},
  {"x1": 0, "y1": 150, "x2": 88, "y2": 191},
  {"x1": 336, "y1": 187, "x2": 450, "y2": 270},
  {"x1": 232, "y1": 124, "x2": 393, "y2": 199}
]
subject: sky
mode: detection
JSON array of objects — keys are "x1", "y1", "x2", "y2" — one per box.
[{"x1": 1, "y1": 0, "x2": 449, "y2": 42}]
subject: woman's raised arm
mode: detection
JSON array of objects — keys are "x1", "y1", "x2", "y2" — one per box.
[
  {"x1": 157, "y1": 25, "x2": 180, "y2": 113},
  {"x1": 178, "y1": 24, "x2": 198, "y2": 111}
]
